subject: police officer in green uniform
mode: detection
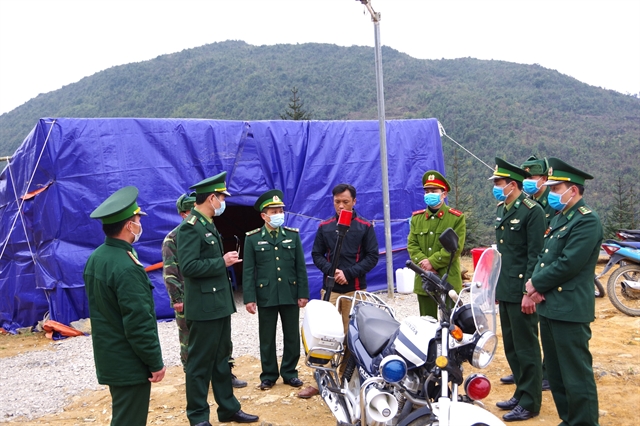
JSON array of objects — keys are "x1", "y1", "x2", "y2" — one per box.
[
  {"x1": 242, "y1": 190, "x2": 309, "y2": 390},
  {"x1": 84, "y1": 186, "x2": 166, "y2": 426},
  {"x1": 490, "y1": 158, "x2": 546, "y2": 422},
  {"x1": 162, "y1": 192, "x2": 247, "y2": 387},
  {"x1": 408, "y1": 170, "x2": 466, "y2": 318},
  {"x1": 522, "y1": 156, "x2": 555, "y2": 227},
  {"x1": 176, "y1": 172, "x2": 258, "y2": 425},
  {"x1": 526, "y1": 158, "x2": 602, "y2": 426}
]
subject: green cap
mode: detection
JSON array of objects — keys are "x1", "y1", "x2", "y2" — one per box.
[
  {"x1": 521, "y1": 155, "x2": 549, "y2": 176},
  {"x1": 543, "y1": 157, "x2": 593, "y2": 186},
  {"x1": 254, "y1": 189, "x2": 285, "y2": 212},
  {"x1": 90, "y1": 186, "x2": 147, "y2": 224},
  {"x1": 422, "y1": 170, "x2": 450, "y2": 191},
  {"x1": 176, "y1": 192, "x2": 196, "y2": 214},
  {"x1": 489, "y1": 157, "x2": 531, "y2": 182},
  {"x1": 189, "y1": 171, "x2": 231, "y2": 195}
]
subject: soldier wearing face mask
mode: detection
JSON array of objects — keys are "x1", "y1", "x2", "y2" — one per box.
[
  {"x1": 521, "y1": 156, "x2": 555, "y2": 227},
  {"x1": 242, "y1": 189, "x2": 309, "y2": 391},
  {"x1": 176, "y1": 172, "x2": 258, "y2": 426}
]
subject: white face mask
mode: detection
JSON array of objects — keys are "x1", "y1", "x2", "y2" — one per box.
[
  {"x1": 268, "y1": 213, "x2": 285, "y2": 228},
  {"x1": 129, "y1": 221, "x2": 143, "y2": 243},
  {"x1": 210, "y1": 195, "x2": 226, "y2": 217}
]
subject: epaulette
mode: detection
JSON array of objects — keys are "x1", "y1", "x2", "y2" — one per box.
[
  {"x1": 522, "y1": 198, "x2": 537, "y2": 209},
  {"x1": 127, "y1": 251, "x2": 143, "y2": 267},
  {"x1": 448, "y1": 208, "x2": 462, "y2": 217},
  {"x1": 187, "y1": 215, "x2": 197, "y2": 225},
  {"x1": 412, "y1": 209, "x2": 426, "y2": 216},
  {"x1": 578, "y1": 206, "x2": 592, "y2": 215},
  {"x1": 246, "y1": 228, "x2": 261, "y2": 236},
  {"x1": 283, "y1": 226, "x2": 299, "y2": 233}
]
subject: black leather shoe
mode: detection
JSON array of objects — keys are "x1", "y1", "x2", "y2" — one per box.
[
  {"x1": 227, "y1": 410, "x2": 259, "y2": 423},
  {"x1": 503, "y1": 405, "x2": 539, "y2": 422},
  {"x1": 231, "y1": 373, "x2": 247, "y2": 388},
  {"x1": 496, "y1": 397, "x2": 519, "y2": 410},
  {"x1": 500, "y1": 374, "x2": 515, "y2": 384},
  {"x1": 542, "y1": 379, "x2": 551, "y2": 391},
  {"x1": 259, "y1": 379, "x2": 275, "y2": 390},
  {"x1": 284, "y1": 377, "x2": 303, "y2": 387}
]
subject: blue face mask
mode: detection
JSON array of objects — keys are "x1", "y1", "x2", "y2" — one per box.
[
  {"x1": 522, "y1": 178, "x2": 540, "y2": 196},
  {"x1": 268, "y1": 213, "x2": 285, "y2": 228},
  {"x1": 492, "y1": 185, "x2": 511, "y2": 202},
  {"x1": 548, "y1": 187, "x2": 573, "y2": 211},
  {"x1": 424, "y1": 192, "x2": 442, "y2": 208}
]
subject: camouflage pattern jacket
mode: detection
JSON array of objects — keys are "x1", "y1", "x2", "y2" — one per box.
[{"x1": 162, "y1": 225, "x2": 184, "y2": 307}]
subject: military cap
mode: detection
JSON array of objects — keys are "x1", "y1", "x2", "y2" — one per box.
[
  {"x1": 176, "y1": 192, "x2": 196, "y2": 214},
  {"x1": 489, "y1": 157, "x2": 531, "y2": 182},
  {"x1": 254, "y1": 189, "x2": 285, "y2": 212},
  {"x1": 422, "y1": 170, "x2": 451, "y2": 191},
  {"x1": 521, "y1": 155, "x2": 549, "y2": 176},
  {"x1": 90, "y1": 186, "x2": 147, "y2": 224},
  {"x1": 543, "y1": 157, "x2": 593, "y2": 186},
  {"x1": 189, "y1": 171, "x2": 231, "y2": 195}
]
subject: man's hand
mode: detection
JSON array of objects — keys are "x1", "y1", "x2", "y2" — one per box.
[
  {"x1": 419, "y1": 259, "x2": 434, "y2": 271},
  {"x1": 223, "y1": 251, "x2": 242, "y2": 267},
  {"x1": 173, "y1": 302, "x2": 184, "y2": 313},
  {"x1": 149, "y1": 366, "x2": 166, "y2": 383},
  {"x1": 246, "y1": 302, "x2": 257, "y2": 314},
  {"x1": 521, "y1": 294, "x2": 537, "y2": 314},
  {"x1": 334, "y1": 269, "x2": 348, "y2": 285},
  {"x1": 530, "y1": 292, "x2": 545, "y2": 304},
  {"x1": 525, "y1": 279, "x2": 536, "y2": 295},
  {"x1": 298, "y1": 298, "x2": 309, "y2": 308}
]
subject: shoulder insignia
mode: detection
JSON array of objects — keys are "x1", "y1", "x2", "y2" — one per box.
[
  {"x1": 523, "y1": 198, "x2": 537, "y2": 209},
  {"x1": 448, "y1": 208, "x2": 462, "y2": 217},
  {"x1": 283, "y1": 226, "x2": 299, "y2": 233},
  {"x1": 578, "y1": 206, "x2": 592, "y2": 215},
  {"x1": 187, "y1": 215, "x2": 197, "y2": 225},
  {"x1": 127, "y1": 251, "x2": 143, "y2": 267},
  {"x1": 246, "y1": 228, "x2": 261, "y2": 236},
  {"x1": 412, "y1": 209, "x2": 426, "y2": 216}
]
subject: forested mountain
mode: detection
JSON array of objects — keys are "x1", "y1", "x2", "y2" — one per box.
[{"x1": 1, "y1": 41, "x2": 638, "y2": 243}]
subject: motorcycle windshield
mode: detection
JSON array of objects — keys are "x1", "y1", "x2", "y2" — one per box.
[{"x1": 469, "y1": 248, "x2": 501, "y2": 335}]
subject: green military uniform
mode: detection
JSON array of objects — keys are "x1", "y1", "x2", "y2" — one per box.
[
  {"x1": 529, "y1": 158, "x2": 602, "y2": 425},
  {"x1": 408, "y1": 171, "x2": 466, "y2": 318},
  {"x1": 176, "y1": 172, "x2": 242, "y2": 425},
  {"x1": 84, "y1": 186, "x2": 164, "y2": 426},
  {"x1": 522, "y1": 156, "x2": 556, "y2": 228},
  {"x1": 491, "y1": 158, "x2": 545, "y2": 415},
  {"x1": 242, "y1": 190, "x2": 309, "y2": 383}
]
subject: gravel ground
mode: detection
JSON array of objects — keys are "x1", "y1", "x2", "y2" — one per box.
[{"x1": 0, "y1": 291, "x2": 420, "y2": 422}]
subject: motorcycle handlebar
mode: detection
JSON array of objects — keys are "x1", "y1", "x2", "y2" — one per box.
[{"x1": 405, "y1": 260, "x2": 456, "y2": 297}]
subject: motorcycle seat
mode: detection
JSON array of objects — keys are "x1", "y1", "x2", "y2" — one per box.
[
  {"x1": 356, "y1": 305, "x2": 400, "y2": 357},
  {"x1": 619, "y1": 241, "x2": 640, "y2": 249}
]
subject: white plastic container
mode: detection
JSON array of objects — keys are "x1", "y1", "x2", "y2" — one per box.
[
  {"x1": 301, "y1": 299, "x2": 345, "y2": 364},
  {"x1": 395, "y1": 267, "x2": 415, "y2": 294}
]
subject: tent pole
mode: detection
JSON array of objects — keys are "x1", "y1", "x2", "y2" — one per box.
[{"x1": 360, "y1": 1, "x2": 394, "y2": 298}]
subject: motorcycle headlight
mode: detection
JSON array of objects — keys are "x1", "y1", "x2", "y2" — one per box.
[
  {"x1": 379, "y1": 355, "x2": 407, "y2": 383},
  {"x1": 471, "y1": 331, "x2": 497, "y2": 369}
]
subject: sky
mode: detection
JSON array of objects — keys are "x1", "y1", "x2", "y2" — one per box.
[{"x1": 0, "y1": 0, "x2": 638, "y2": 115}]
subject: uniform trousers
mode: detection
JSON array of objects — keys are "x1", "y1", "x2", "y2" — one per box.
[
  {"x1": 108, "y1": 381, "x2": 151, "y2": 426},
  {"x1": 186, "y1": 316, "x2": 240, "y2": 425},
  {"x1": 499, "y1": 301, "x2": 542, "y2": 413},
  {"x1": 539, "y1": 316, "x2": 599, "y2": 426},
  {"x1": 258, "y1": 304, "x2": 300, "y2": 382}
]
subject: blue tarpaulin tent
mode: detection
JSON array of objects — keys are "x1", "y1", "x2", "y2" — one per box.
[{"x1": 0, "y1": 118, "x2": 445, "y2": 332}]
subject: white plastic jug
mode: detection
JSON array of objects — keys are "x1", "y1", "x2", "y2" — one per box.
[{"x1": 395, "y1": 267, "x2": 415, "y2": 294}]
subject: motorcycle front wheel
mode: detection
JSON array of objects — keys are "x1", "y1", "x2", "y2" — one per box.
[{"x1": 607, "y1": 264, "x2": 640, "y2": 316}]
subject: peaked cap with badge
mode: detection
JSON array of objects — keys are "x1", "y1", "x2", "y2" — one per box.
[
  {"x1": 489, "y1": 157, "x2": 531, "y2": 182},
  {"x1": 543, "y1": 157, "x2": 593, "y2": 186},
  {"x1": 422, "y1": 170, "x2": 451, "y2": 191},
  {"x1": 176, "y1": 192, "x2": 196, "y2": 214},
  {"x1": 189, "y1": 171, "x2": 231, "y2": 196},
  {"x1": 90, "y1": 186, "x2": 147, "y2": 224},
  {"x1": 254, "y1": 189, "x2": 285, "y2": 212},
  {"x1": 521, "y1": 155, "x2": 549, "y2": 176}
]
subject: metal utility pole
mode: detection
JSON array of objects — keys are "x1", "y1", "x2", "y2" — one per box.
[{"x1": 356, "y1": 0, "x2": 394, "y2": 298}]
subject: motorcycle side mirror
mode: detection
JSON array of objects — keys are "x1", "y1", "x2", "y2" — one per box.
[{"x1": 439, "y1": 228, "x2": 459, "y2": 254}]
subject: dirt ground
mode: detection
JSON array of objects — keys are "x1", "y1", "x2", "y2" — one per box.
[{"x1": 2, "y1": 259, "x2": 639, "y2": 425}]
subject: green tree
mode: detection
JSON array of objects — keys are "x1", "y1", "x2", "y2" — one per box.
[
  {"x1": 604, "y1": 176, "x2": 636, "y2": 238},
  {"x1": 280, "y1": 87, "x2": 312, "y2": 120},
  {"x1": 446, "y1": 148, "x2": 482, "y2": 252}
]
